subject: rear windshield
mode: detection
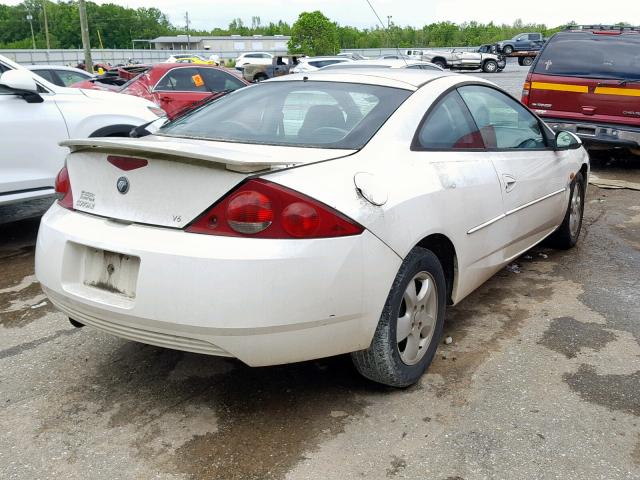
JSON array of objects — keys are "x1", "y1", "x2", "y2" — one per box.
[
  {"x1": 534, "y1": 33, "x2": 640, "y2": 79},
  {"x1": 159, "y1": 81, "x2": 411, "y2": 149}
]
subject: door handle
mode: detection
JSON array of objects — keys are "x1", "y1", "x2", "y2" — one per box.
[{"x1": 502, "y1": 174, "x2": 517, "y2": 192}]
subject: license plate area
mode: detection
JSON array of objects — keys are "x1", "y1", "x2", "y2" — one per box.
[
  {"x1": 82, "y1": 247, "x2": 140, "y2": 298},
  {"x1": 577, "y1": 125, "x2": 596, "y2": 136}
]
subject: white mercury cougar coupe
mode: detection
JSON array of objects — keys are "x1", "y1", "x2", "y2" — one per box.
[{"x1": 36, "y1": 69, "x2": 589, "y2": 387}]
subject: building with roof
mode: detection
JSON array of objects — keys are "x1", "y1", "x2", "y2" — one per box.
[{"x1": 148, "y1": 35, "x2": 291, "y2": 54}]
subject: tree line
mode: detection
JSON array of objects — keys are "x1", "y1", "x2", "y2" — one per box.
[{"x1": 0, "y1": 1, "x2": 617, "y2": 51}]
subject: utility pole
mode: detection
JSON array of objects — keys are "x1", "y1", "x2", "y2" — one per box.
[
  {"x1": 26, "y1": 14, "x2": 36, "y2": 51},
  {"x1": 185, "y1": 11, "x2": 191, "y2": 51},
  {"x1": 78, "y1": 0, "x2": 93, "y2": 73},
  {"x1": 387, "y1": 15, "x2": 392, "y2": 29},
  {"x1": 42, "y1": 0, "x2": 51, "y2": 51}
]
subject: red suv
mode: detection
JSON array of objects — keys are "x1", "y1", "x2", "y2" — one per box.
[{"x1": 522, "y1": 26, "x2": 640, "y2": 155}]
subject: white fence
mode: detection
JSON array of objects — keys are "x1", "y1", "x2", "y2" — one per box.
[
  {"x1": 1, "y1": 47, "x2": 479, "y2": 66},
  {"x1": 0, "y1": 48, "x2": 287, "y2": 66},
  {"x1": 341, "y1": 47, "x2": 479, "y2": 57}
]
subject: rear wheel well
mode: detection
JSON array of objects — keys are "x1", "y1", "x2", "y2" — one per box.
[
  {"x1": 415, "y1": 234, "x2": 457, "y2": 305},
  {"x1": 89, "y1": 124, "x2": 136, "y2": 138},
  {"x1": 580, "y1": 163, "x2": 588, "y2": 182}
]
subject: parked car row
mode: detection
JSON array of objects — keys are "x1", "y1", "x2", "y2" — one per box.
[
  {"x1": 33, "y1": 67, "x2": 588, "y2": 388},
  {"x1": 6, "y1": 24, "x2": 640, "y2": 388}
]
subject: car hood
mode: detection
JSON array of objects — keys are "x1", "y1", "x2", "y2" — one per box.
[{"x1": 79, "y1": 88, "x2": 155, "y2": 107}]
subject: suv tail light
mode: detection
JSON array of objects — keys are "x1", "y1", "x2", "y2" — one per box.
[
  {"x1": 521, "y1": 74, "x2": 532, "y2": 105},
  {"x1": 186, "y1": 179, "x2": 364, "y2": 239},
  {"x1": 55, "y1": 164, "x2": 73, "y2": 210}
]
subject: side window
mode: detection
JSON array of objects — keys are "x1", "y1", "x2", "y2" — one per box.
[
  {"x1": 198, "y1": 68, "x2": 245, "y2": 92},
  {"x1": 458, "y1": 85, "x2": 546, "y2": 149},
  {"x1": 416, "y1": 91, "x2": 484, "y2": 150},
  {"x1": 155, "y1": 67, "x2": 206, "y2": 92},
  {"x1": 33, "y1": 69, "x2": 60, "y2": 86},
  {"x1": 54, "y1": 70, "x2": 88, "y2": 86}
]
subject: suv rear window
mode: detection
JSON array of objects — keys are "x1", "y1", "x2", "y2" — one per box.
[{"x1": 534, "y1": 33, "x2": 640, "y2": 79}]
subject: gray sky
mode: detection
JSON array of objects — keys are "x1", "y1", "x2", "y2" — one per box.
[{"x1": 3, "y1": 0, "x2": 638, "y2": 31}]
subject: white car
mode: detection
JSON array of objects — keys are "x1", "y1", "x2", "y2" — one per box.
[
  {"x1": 0, "y1": 55, "x2": 162, "y2": 220},
  {"x1": 290, "y1": 56, "x2": 353, "y2": 73},
  {"x1": 36, "y1": 70, "x2": 589, "y2": 387},
  {"x1": 26, "y1": 64, "x2": 93, "y2": 87},
  {"x1": 320, "y1": 59, "x2": 443, "y2": 71},
  {"x1": 234, "y1": 52, "x2": 274, "y2": 70}
]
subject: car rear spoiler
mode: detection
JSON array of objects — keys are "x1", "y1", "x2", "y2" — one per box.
[{"x1": 60, "y1": 138, "x2": 353, "y2": 173}]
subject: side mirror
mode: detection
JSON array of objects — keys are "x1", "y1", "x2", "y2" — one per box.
[
  {"x1": 0, "y1": 69, "x2": 38, "y2": 92},
  {"x1": 555, "y1": 130, "x2": 582, "y2": 150},
  {"x1": 0, "y1": 70, "x2": 43, "y2": 103}
]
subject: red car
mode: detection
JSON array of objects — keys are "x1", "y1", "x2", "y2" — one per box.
[
  {"x1": 522, "y1": 26, "x2": 640, "y2": 155},
  {"x1": 73, "y1": 63, "x2": 249, "y2": 119}
]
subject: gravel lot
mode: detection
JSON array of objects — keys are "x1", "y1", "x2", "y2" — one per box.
[{"x1": 1, "y1": 62, "x2": 639, "y2": 480}]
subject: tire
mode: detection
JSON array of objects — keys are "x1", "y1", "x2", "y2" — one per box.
[
  {"x1": 254, "y1": 74, "x2": 267, "y2": 83},
  {"x1": 548, "y1": 171, "x2": 585, "y2": 249},
  {"x1": 517, "y1": 57, "x2": 525, "y2": 66},
  {"x1": 433, "y1": 59, "x2": 446, "y2": 69},
  {"x1": 482, "y1": 59, "x2": 498, "y2": 73},
  {"x1": 351, "y1": 247, "x2": 447, "y2": 387},
  {"x1": 522, "y1": 56, "x2": 534, "y2": 67},
  {"x1": 502, "y1": 45, "x2": 514, "y2": 55}
]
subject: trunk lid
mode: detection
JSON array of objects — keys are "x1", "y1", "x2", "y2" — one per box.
[{"x1": 62, "y1": 136, "x2": 354, "y2": 228}]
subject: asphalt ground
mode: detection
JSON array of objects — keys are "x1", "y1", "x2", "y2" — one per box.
[{"x1": 1, "y1": 61, "x2": 639, "y2": 480}]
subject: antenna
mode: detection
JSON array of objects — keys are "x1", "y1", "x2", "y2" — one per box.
[{"x1": 363, "y1": 0, "x2": 408, "y2": 65}]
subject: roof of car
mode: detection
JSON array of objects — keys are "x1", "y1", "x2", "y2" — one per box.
[
  {"x1": 321, "y1": 59, "x2": 442, "y2": 70},
  {"x1": 269, "y1": 69, "x2": 453, "y2": 89},
  {"x1": 26, "y1": 64, "x2": 89, "y2": 74},
  {"x1": 301, "y1": 56, "x2": 352, "y2": 61}
]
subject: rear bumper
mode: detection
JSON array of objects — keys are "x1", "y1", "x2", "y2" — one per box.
[
  {"x1": 36, "y1": 204, "x2": 401, "y2": 366},
  {"x1": 542, "y1": 118, "x2": 640, "y2": 149}
]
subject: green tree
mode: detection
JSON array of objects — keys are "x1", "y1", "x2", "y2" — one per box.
[{"x1": 288, "y1": 11, "x2": 339, "y2": 56}]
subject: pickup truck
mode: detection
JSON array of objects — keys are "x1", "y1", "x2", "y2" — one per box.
[
  {"x1": 497, "y1": 33, "x2": 546, "y2": 55},
  {"x1": 421, "y1": 49, "x2": 506, "y2": 73},
  {"x1": 242, "y1": 56, "x2": 302, "y2": 82}
]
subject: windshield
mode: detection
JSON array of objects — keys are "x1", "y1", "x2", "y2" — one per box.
[
  {"x1": 159, "y1": 81, "x2": 412, "y2": 149},
  {"x1": 534, "y1": 33, "x2": 640, "y2": 80}
]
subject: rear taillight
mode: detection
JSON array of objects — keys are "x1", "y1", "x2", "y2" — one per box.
[
  {"x1": 186, "y1": 179, "x2": 363, "y2": 239},
  {"x1": 55, "y1": 164, "x2": 73, "y2": 210},
  {"x1": 521, "y1": 81, "x2": 531, "y2": 105}
]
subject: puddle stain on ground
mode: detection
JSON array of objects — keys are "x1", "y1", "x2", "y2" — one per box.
[
  {"x1": 538, "y1": 316, "x2": 617, "y2": 359},
  {"x1": 0, "y1": 246, "x2": 56, "y2": 328},
  {"x1": 170, "y1": 356, "x2": 372, "y2": 480},
  {"x1": 563, "y1": 364, "x2": 640, "y2": 417},
  {"x1": 35, "y1": 340, "x2": 374, "y2": 480}
]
